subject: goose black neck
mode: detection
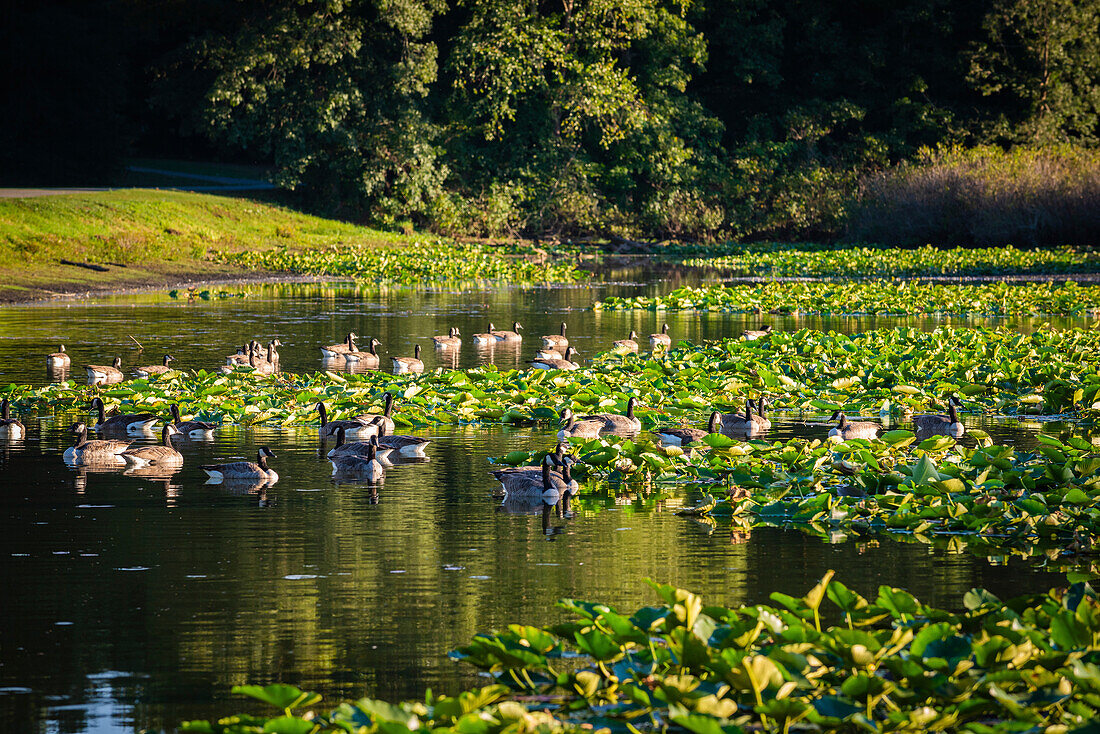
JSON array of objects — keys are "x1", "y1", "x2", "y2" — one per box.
[
  {"x1": 756, "y1": 399, "x2": 766, "y2": 419},
  {"x1": 163, "y1": 355, "x2": 172, "y2": 366},
  {"x1": 414, "y1": 345, "x2": 421, "y2": 359},
  {"x1": 257, "y1": 451, "x2": 269, "y2": 470},
  {"x1": 744, "y1": 402, "x2": 752, "y2": 420},
  {"x1": 370, "y1": 341, "x2": 379, "y2": 356},
  {"x1": 367, "y1": 442, "x2": 376, "y2": 460},
  {"x1": 171, "y1": 404, "x2": 182, "y2": 423},
  {"x1": 948, "y1": 403, "x2": 958, "y2": 423},
  {"x1": 317, "y1": 403, "x2": 328, "y2": 427},
  {"x1": 626, "y1": 399, "x2": 635, "y2": 420},
  {"x1": 542, "y1": 460, "x2": 553, "y2": 489},
  {"x1": 74, "y1": 425, "x2": 88, "y2": 446},
  {"x1": 837, "y1": 413, "x2": 848, "y2": 427},
  {"x1": 113, "y1": 357, "x2": 121, "y2": 369},
  {"x1": 1, "y1": 399, "x2": 8, "y2": 420},
  {"x1": 161, "y1": 425, "x2": 173, "y2": 445},
  {"x1": 335, "y1": 427, "x2": 346, "y2": 447},
  {"x1": 708, "y1": 412, "x2": 720, "y2": 432},
  {"x1": 95, "y1": 399, "x2": 106, "y2": 425},
  {"x1": 560, "y1": 322, "x2": 567, "y2": 336}
]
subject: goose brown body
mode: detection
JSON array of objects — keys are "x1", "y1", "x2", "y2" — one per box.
[
  {"x1": 201, "y1": 447, "x2": 278, "y2": 482},
  {"x1": 541, "y1": 322, "x2": 568, "y2": 350},
  {"x1": 47, "y1": 345, "x2": 71, "y2": 369},
  {"x1": 63, "y1": 422, "x2": 131, "y2": 464},
  {"x1": 829, "y1": 412, "x2": 881, "y2": 440},
  {"x1": 391, "y1": 344, "x2": 424, "y2": 374},
  {"x1": 85, "y1": 357, "x2": 124, "y2": 384},
  {"x1": 0, "y1": 398, "x2": 26, "y2": 439},
  {"x1": 657, "y1": 412, "x2": 721, "y2": 445},
  {"x1": 123, "y1": 425, "x2": 183, "y2": 465}
]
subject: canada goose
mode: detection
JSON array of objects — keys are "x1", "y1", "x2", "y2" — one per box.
[
  {"x1": 320, "y1": 332, "x2": 358, "y2": 358},
  {"x1": 530, "y1": 346, "x2": 579, "y2": 371},
  {"x1": 656, "y1": 412, "x2": 721, "y2": 445},
  {"x1": 90, "y1": 397, "x2": 158, "y2": 434},
  {"x1": 720, "y1": 403, "x2": 761, "y2": 435},
  {"x1": 742, "y1": 325, "x2": 773, "y2": 340},
  {"x1": 493, "y1": 321, "x2": 523, "y2": 342},
  {"x1": 330, "y1": 438, "x2": 385, "y2": 481},
  {"x1": 122, "y1": 424, "x2": 183, "y2": 466},
  {"x1": 473, "y1": 323, "x2": 497, "y2": 345},
  {"x1": 134, "y1": 354, "x2": 175, "y2": 378},
  {"x1": 494, "y1": 455, "x2": 564, "y2": 496},
  {"x1": 316, "y1": 402, "x2": 378, "y2": 439},
  {"x1": 85, "y1": 357, "x2": 124, "y2": 384},
  {"x1": 343, "y1": 337, "x2": 381, "y2": 367},
  {"x1": 170, "y1": 404, "x2": 217, "y2": 438},
  {"x1": 586, "y1": 397, "x2": 642, "y2": 433},
  {"x1": 327, "y1": 426, "x2": 395, "y2": 461},
  {"x1": 201, "y1": 446, "x2": 279, "y2": 482},
  {"x1": 557, "y1": 409, "x2": 605, "y2": 440},
  {"x1": 432, "y1": 327, "x2": 462, "y2": 349},
  {"x1": 541, "y1": 322, "x2": 568, "y2": 350},
  {"x1": 373, "y1": 419, "x2": 430, "y2": 457},
  {"x1": 252, "y1": 348, "x2": 277, "y2": 375},
  {"x1": 392, "y1": 344, "x2": 424, "y2": 374},
  {"x1": 63, "y1": 422, "x2": 131, "y2": 465},
  {"x1": 258, "y1": 339, "x2": 282, "y2": 361},
  {"x1": 494, "y1": 452, "x2": 580, "y2": 495},
  {"x1": 913, "y1": 397, "x2": 965, "y2": 438},
  {"x1": 355, "y1": 391, "x2": 397, "y2": 434},
  {"x1": 0, "y1": 398, "x2": 26, "y2": 439},
  {"x1": 613, "y1": 331, "x2": 639, "y2": 354},
  {"x1": 751, "y1": 398, "x2": 772, "y2": 430},
  {"x1": 47, "y1": 345, "x2": 71, "y2": 369},
  {"x1": 226, "y1": 342, "x2": 259, "y2": 366},
  {"x1": 649, "y1": 323, "x2": 672, "y2": 350},
  {"x1": 828, "y1": 412, "x2": 881, "y2": 441}
]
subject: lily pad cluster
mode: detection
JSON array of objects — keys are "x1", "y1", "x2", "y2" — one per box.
[
  {"x1": 217, "y1": 240, "x2": 587, "y2": 285},
  {"x1": 500, "y1": 427, "x2": 1100, "y2": 559},
  {"x1": 593, "y1": 281, "x2": 1100, "y2": 316},
  {"x1": 5, "y1": 326, "x2": 1100, "y2": 428},
  {"x1": 671, "y1": 243, "x2": 1100, "y2": 278},
  {"x1": 182, "y1": 573, "x2": 1100, "y2": 733}
]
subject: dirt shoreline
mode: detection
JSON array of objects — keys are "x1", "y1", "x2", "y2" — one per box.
[{"x1": 0, "y1": 268, "x2": 345, "y2": 305}]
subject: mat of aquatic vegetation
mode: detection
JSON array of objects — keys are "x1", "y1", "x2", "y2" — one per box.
[
  {"x1": 9, "y1": 326, "x2": 1100, "y2": 560},
  {"x1": 218, "y1": 239, "x2": 587, "y2": 285},
  {"x1": 670, "y1": 242, "x2": 1100, "y2": 278},
  {"x1": 594, "y1": 281, "x2": 1100, "y2": 316},
  {"x1": 183, "y1": 574, "x2": 1100, "y2": 733},
  {"x1": 8, "y1": 326, "x2": 1099, "y2": 427}
]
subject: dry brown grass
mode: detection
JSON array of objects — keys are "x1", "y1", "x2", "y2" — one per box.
[{"x1": 849, "y1": 145, "x2": 1100, "y2": 246}]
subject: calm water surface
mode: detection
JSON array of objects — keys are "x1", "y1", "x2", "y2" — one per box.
[{"x1": 0, "y1": 275, "x2": 1090, "y2": 733}]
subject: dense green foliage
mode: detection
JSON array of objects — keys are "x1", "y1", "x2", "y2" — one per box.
[
  {"x1": 593, "y1": 281, "x2": 1100, "y2": 315},
  {"x1": 672, "y1": 244, "x2": 1100, "y2": 277},
  {"x1": 5, "y1": 1, "x2": 1099, "y2": 240},
  {"x1": 185, "y1": 575, "x2": 1100, "y2": 733},
  {"x1": 220, "y1": 241, "x2": 586, "y2": 285}
]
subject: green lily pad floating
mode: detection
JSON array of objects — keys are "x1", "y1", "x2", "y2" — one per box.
[{"x1": 185, "y1": 572, "x2": 1100, "y2": 734}]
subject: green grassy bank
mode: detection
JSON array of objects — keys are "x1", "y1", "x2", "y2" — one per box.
[{"x1": 0, "y1": 189, "x2": 412, "y2": 302}]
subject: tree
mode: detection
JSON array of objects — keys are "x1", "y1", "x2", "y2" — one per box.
[
  {"x1": 968, "y1": 0, "x2": 1100, "y2": 143},
  {"x1": 445, "y1": 0, "x2": 725, "y2": 237},
  {"x1": 164, "y1": 0, "x2": 446, "y2": 222}
]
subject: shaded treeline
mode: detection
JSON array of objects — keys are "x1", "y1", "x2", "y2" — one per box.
[{"x1": 1, "y1": 0, "x2": 1097, "y2": 242}]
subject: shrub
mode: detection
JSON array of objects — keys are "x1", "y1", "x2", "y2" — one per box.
[{"x1": 850, "y1": 145, "x2": 1100, "y2": 246}]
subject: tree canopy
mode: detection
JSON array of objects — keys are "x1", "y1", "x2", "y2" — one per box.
[{"x1": 2, "y1": 0, "x2": 1098, "y2": 239}]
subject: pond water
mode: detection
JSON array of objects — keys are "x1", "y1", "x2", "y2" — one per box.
[{"x1": 0, "y1": 273, "x2": 1090, "y2": 733}]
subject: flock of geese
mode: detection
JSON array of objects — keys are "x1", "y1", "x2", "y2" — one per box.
[{"x1": 15, "y1": 321, "x2": 968, "y2": 506}]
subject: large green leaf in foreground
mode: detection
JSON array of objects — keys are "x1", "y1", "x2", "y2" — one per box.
[{"x1": 182, "y1": 573, "x2": 1100, "y2": 733}]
